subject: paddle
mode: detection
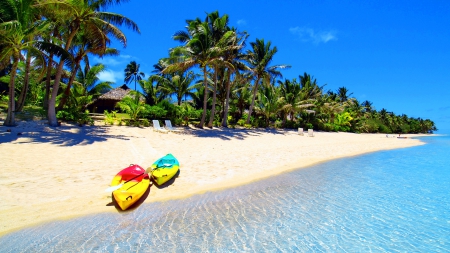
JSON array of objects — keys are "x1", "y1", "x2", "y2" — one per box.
[{"x1": 105, "y1": 164, "x2": 172, "y2": 192}]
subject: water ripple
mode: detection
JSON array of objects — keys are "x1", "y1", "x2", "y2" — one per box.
[{"x1": 1, "y1": 136, "x2": 450, "y2": 252}]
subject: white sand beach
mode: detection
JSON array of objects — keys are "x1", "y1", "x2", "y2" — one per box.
[{"x1": 0, "y1": 120, "x2": 427, "y2": 235}]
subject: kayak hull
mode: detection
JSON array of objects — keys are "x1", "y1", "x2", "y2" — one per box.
[
  {"x1": 110, "y1": 164, "x2": 150, "y2": 210},
  {"x1": 151, "y1": 153, "x2": 179, "y2": 186}
]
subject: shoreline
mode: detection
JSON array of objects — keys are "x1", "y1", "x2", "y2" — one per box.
[{"x1": 0, "y1": 120, "x2": 431, "y2": 236}]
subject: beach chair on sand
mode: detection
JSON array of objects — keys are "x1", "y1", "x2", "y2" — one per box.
[
  {"x1": 308, "y1": 129, "x2": 314, "y2": 137},
  {"x1": 152, "y1": 120, "x2": 168, "y2": 133},
  {"x1": 298, "y1": 128, "x2": 304, "y2": 136},
  {"x1": 164, "y1": 120, "x2": 181, "y2": 133}
]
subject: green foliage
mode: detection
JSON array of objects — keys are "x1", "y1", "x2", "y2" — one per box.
[
  {"x1": 116, "y1": 92, "x2": 147, "y2": 121},
  {"x1": 104, "y1": 110, "x2": 117, "y2": 125},
  {"x1": 57, "y1": 109, "x2": 93, "y2": 125},
  {"x1": 143, "y1": 104, "x2": 167, "y2": 119}
]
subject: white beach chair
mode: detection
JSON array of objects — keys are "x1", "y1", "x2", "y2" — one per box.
[
  {"x1": 298, "y1": 128, "x2": 304, "y2": 136},
  {"x1": 152, "y1": 120, "x2": 168, "y2": 133},
  {"x1": 308, "y1": 129, "x2": 314, "y2": 137},
  {"x1": 165, "y1": 120, "x2": 181, "y2": 133}
]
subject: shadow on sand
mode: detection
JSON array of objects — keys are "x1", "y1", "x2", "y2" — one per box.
[
  {"x1": 183, "y1": 127, "x2": 290, "y2": 140},
  {"x1": 0, "y1": 121, "x2": 135, "y2": 146}
]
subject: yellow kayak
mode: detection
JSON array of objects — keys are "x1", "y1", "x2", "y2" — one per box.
[
  {"x1": 150, "y1": 153, "x2": 179, "y2": 186},
  {"x1": 110, "y1": 164, "x2": 150, "y2": 210}
]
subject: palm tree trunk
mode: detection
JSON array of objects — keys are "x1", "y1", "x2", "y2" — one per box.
[
  {"x1": 246, "y1": 77, "x2": 260, "y2": 125},
  {"x1": 48, "y1": 28, "x2": 78, "y2": 126},
  {"x1": 4, "y1": 56, "x2": 19, "y2": 126},
  {"x1": 207, "y1": 66, "x2": 219, "y2": 128},
  {"x1": 16, "y1": 51, "x2": 32, "y2": 112},
  {"x1": 198, "y1": 66, "x2": 208, "y2": 128},
  {"x1": 222, "y1": 70, "x2": 232, "y2": 127},
  {"x1": 43, "y1": 51, "x2": 54, "y2": 110},
  {"x1": 58, "y1": 62, "x2": 80, "y2": 110}
]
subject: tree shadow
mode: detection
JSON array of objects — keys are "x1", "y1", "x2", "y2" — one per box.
[
  {"x1": 183, "y1": 127, "x2": 290, "y2": 140},
  {"x1": 0, "y1": 122, "x2": 132, "y2": 146}
]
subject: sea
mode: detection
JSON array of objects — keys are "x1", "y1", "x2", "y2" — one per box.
[{"x1": 1, "y1": 135, "x2": 449, "y2": 252}]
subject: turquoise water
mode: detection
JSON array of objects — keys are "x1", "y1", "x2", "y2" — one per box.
[{"x1": 1, "y1": 136, "x2": 449, "y2": 252}]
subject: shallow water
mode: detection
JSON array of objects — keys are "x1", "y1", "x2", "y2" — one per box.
[{"x1": 1, "y1": 136, "x2": 449, "y2": 252}]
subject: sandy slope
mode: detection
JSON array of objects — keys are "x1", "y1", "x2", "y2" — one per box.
[{"x1": 0, "y1": 120, "x2": 427, "y2": 235}]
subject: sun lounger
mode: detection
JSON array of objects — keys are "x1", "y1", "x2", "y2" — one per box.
[
  {"x1": 152, "y1": 120, "x2": 168, "y2": 133},
  {"x1": 308, "y1": 129, "x2": 314, "y2": 137},
  {"x1": 164, "y1": 120, "x2": 181, "y2": 133},
  {"x1": 298, "y1": 128, "x2": 304, "y2": 136}
]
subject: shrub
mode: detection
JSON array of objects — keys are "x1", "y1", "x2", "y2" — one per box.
[{"x1": 57, "y1": 109, "x2": 93, "y2": 125}]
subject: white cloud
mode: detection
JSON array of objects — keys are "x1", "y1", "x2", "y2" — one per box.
[
  {"x1": 289, "y1": 26, "x2": 337, "y2": 44},
  {"x1": 237, "y1": 19, "x2": 247, "y2": 26},
  {"x1": 97, "y1": 69, "x2": 123, "y2": 83}
]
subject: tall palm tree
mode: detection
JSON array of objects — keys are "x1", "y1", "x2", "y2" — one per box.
[
  {"x1": 244, "y1": 38, "x2": 290, "y2": 125},
  {"x1": 221, "y1": 30, "x2": 248, "y2": 127},
  {"x1": 124, "y1": 60, "x2": 145, "y2": 91},
  {"x1": 0, "y1": 0, "x2": 42, "y2": 126},
  {"x1": 39, "y1": 0, "x2": 140, "y2": 126},
  {"x1": 165, "y1": 19, "x2": 226, "y2": 128}
]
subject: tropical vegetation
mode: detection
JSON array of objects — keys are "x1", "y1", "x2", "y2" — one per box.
[{"x1": 0, "y1": 4, "x2": 437, "y2": 133}]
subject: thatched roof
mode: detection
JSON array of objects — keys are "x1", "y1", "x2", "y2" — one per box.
[{"x1": 97, "y1": 84, "x2": 131, "y2": 101}]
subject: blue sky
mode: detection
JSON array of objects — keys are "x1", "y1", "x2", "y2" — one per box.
[{"x1": 95, "y1": 0, "x2": 450, "y2": 132}]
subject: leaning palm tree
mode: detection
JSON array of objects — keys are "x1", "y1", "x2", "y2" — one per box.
[
  {"x1": 244, "y1": 38, "x2": 290, "y2": 125},
  {"x1": 38, "y1": 0, "x2": 140, "y2": 126},
  {"x1": 124, "y1": 61, "x2": 145, "y2": 91},
  {"x1": 58, "y1": 31, "x2": 119, "y2": 109}
]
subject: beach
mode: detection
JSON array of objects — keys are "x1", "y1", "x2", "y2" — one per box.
[{"x1": 0, "y1": 120, "x2": 427, "y2": 236}]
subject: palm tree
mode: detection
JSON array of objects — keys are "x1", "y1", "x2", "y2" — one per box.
[
  {"x1": 277, "y1": 79, "x2": 300, "y2": 126},
  {"x1": 39, "y1": 0, "x2": 140, "y2": 126},
  {"x1": 138, "y1": 78, "x2": 160, "y2": 106},
  {"x1": 255, "y1": 81, "x2": 281, "y2": 127},
  {"x1": 221, "y1": 30, "x2": 248, "y2": 127},
  {"x1": 116, "y1": 91, "x2": 146, "y2": 121},
  {"x1": 150, "y1": 70, "x2": 198, "y2": 105},
  {"x1": 72, "y1": 62, "x2": 113, "y2": 109},
  {"x1": 0, "y1": 0, "x2": 42, "y2": 126},
  {"x1": 124, "y1": 61, "x2": 145, "y2": 91},
  {"x1": 165, "y1": 19, "x2": 226, "y2": 128},
  {"x1": 244, "y1": 38, "x2": 290, "y2": 125},
  {"x1": 58, "y1": 31, "x2": 119, "y2": 109},
  {"x1": 337, "y1": 86, "x2": 353, "y2": 103}
]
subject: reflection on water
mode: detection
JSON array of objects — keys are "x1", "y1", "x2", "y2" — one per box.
[{"x1": 1, "y1": 136, "x2": 449, "y2": 252}]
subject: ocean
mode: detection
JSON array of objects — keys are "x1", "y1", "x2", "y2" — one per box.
[{"x1": 1, "y1": 135, "x2": 449, "y2": 252}]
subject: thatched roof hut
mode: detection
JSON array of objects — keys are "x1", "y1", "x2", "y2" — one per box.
[{"x1": 87, "y1": 84, "x2": 131, "y2": 113}]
